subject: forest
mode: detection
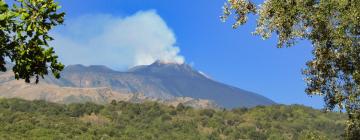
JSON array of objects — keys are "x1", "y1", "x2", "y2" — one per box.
[{"x1": 0, "y1": 98, "x2": 346, "y2": 140}]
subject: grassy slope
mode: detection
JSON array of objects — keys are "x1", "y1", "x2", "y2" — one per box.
[{"x1": 0, "y1": 98, "x2": 346, "y2": 140}]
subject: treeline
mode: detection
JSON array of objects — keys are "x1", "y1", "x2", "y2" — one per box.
[{"x1": 0, "y1": 98, "x2": 346, "y2": 140}]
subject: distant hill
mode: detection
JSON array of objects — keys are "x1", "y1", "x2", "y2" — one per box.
[
  {"x1": 0, "y1": 61, "x2": 274, "y2": 108},
  {"x1": 0, "y1": 98, "x2": 346, "y2": 139}
]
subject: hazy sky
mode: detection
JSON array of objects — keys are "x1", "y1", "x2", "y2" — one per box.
[{"x1": 53, "y1": 0, "x2": 324, "y2": 108}]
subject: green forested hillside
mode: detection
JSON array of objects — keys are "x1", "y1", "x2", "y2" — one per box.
[{"x1": 0, "y1": 98, "x2": 346, "y2": 140}]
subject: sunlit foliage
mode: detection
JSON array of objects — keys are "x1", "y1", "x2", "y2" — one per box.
[
  {"x1": 0, "y1": 0, "x2": 64, "y2": 83},
  {"x1": 221, "y1": 0, "x2": 359, "y2": 138}
]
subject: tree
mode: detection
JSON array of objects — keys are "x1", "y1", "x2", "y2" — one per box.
[
  {"x1": 221, "y1": 0, "x2": 359, "y2": 139},
  {"x1": 0, "y1": 0, "x2": 64, "y2": 83}
]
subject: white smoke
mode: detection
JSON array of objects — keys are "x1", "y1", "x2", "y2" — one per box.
[{"x1": 51, "y1": 10, "x2": 185, "y2": 70}]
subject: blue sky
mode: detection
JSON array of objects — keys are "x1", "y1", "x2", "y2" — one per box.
[{"x1": 53, "y1": 0, "x2": 324, "y2": 108}]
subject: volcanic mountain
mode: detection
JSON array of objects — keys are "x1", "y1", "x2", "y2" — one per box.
[{"x1": 0, "y1": 61, "x2": 275, "y2": 108}]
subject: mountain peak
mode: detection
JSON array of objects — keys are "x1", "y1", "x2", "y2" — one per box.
[
  {"x1": 152, "y1": 60, "x2": 184, "y2": 65},
  {"x1": 130, "y1": 60, "x2": 200, "y2": 77},
  {"x1": 145, "y1": 60, "x2": 189, "y2": 70}
]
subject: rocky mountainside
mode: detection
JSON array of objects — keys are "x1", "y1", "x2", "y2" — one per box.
[
  {"x1": 0, "y1": 61, "x2": 275, "y2": 108},
  {"x1": 0, "y1": 78, "x2": 217, "y2": 109}
]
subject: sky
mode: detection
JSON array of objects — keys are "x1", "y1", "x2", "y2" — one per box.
[{"x1": 52, "y1": 0, "x2": 324, "y2": 108}]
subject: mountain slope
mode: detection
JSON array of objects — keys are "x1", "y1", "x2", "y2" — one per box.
[
  {"x1": 49, "y1": 61, "x2": 275, "y2": 108},
  {"x1": 0, "y1": 71, "x2": 219, "y2": 109},
  {"x1": 130, "y1": 61, "x2": 275, "y2": 108}
]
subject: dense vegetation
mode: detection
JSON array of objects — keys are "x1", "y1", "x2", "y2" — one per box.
[{"x1": 0, "y1": 98, "x2": 346, "y2": 140}]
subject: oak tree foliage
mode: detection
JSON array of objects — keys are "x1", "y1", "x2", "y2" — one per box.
[
  {"x1": 221, "y1": 0, "x2": 359, "y2": 139},
  {"x1": 0, "y1": 0, "x2": 64, "y2": 83}
]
